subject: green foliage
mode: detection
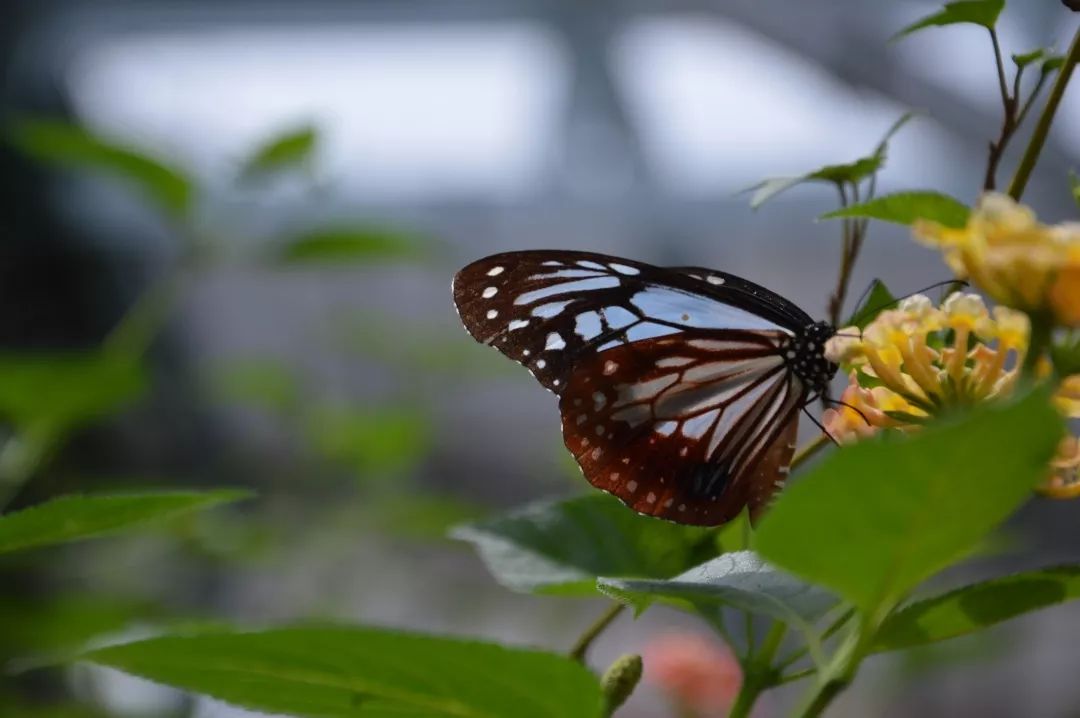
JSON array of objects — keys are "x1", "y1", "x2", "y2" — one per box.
[
  {"x1": 846, "y1": 279, "x2": 896, "y2": 329},
  {"x1": 1052, "y1": 332, "x2": 1080, "y2": 375},
  {"x1": 714, "y1": 506, "x2": 752, "y2": 553},
  {"x1": 278, "y1": 226, "x2": 427, "y2": 264},
  {"x1": 8, "y1": 118, "x2": 192, "y2": 218},
  {"x1": 1070, "y1": 170, "x2": 1080, "y2": 209},
  {"x1": 82, "y1": 625, "x2": 605, "y2": 718},
  {"x1": 745, "y1": 112, "x2": 916, "y2": 209},
  {"x1": 893, "y1": 0, "x2": 1005, "y2": 40},
  {"x1": 239, "y1": 124, "x2": 318, "y2": 179},
  {"x1": 598, "y1": 551, "x2": 837, "y2": 627},
  {"x1": 214, "y1": 359, "x2": 299, "y2": 416},
  {"x1": 0, "y1": 490, "x2": 251, "y2": 555},
  {"x1": 754, "y1": 390, "x2": 1063, "y2": 618},
  {"x1": 820, "y1": 191, "x2": 970, "y2": 229},
  {"x1": 875, "y1": 566, "x2": 1080, "y2": 651},
  {"x1": 362, "y1": 494, "x2": 485, "y2": 540},
  {"x1": 306, "y1": 406, "x2": 431, "y2": 477},
  {"x1": 1012, "y1": 48, "x2": 1047, "y2": 67},
  {"x1": 0, "y1": 353, "x2": 146, "y2": 434},
  {"x1": 0, "y1": 594, "x2": 154, "y2": 662},
  {"x1": 452, "y1": 493, "x2": 716, "y2": 596}
]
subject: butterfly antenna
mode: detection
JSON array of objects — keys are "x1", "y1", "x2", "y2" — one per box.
[
  {"x1": 821, "y1": 396, "x2": 872, "y2": 428},
  {"x1": 802, "y1": 407, "x2": 840, "y2": 446},
  {"x1": 855, "y1": 279, "x2": 969, "y2": 324},
  {"x1": 849, "y1": 278, "x2": 881, "y2": 325}
]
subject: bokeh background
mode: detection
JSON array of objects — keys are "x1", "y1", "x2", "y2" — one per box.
[{"x1": 1, "y1": 1, "x2": 1079, "y2": 716}]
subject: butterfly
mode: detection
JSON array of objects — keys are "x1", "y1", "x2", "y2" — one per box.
[{"x1": 452, "y1": 250, "x2": 839, "y2": 526}]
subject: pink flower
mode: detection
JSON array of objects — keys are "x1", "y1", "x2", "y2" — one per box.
[{"x1": 643, "y1": 632, "x2": 742, "y2": 717}]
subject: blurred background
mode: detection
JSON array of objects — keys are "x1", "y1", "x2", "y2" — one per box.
[{"x1": 1, "y1": 1, "x2": 1079, "y2": 716}]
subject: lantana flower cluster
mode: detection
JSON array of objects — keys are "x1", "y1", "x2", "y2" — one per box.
[
  {"x1": 823, "y1": 293, "x2": 1080, "y2": 497},
  {"x1": 913, "y1": 193, "x2": 1080, "y2": 326}
]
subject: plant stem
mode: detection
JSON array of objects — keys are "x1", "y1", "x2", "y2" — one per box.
[
  {"x1": 729, "y1": 622, "x2": 787, "y2": 718},
  {"x1": 569, "y1": 602, "x2": 626, "y2": 662},
  {"x1": 983, "y1": 28, "x2": 1020, "y2": 190},
  {"x1": 1008, "y1": 23, "x2": 1080, "y2": 201},
  {"x1": 104, "y1": 269, "x2": 185, "y2": 359},
  {"x1": 1022, "y1": 315, "x2": 1053, "y2": 379},
  {"x1": 796, "y1": 618, "x2": 873, "y2": 718},
  {"x1": 791, "y1": 433, "x2": 830, "y2": 471}
]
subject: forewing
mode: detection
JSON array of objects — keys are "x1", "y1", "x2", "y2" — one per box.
[
  {"x1": 452, "y1": 251, "x2": 792, "y2": 393},
  {"x1": 559, "y1": 330, "x2": 804, "y2": 526}
]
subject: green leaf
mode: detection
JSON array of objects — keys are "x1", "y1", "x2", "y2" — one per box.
[
  {"x1": 1042, "y1": 55, "x2": 1066, "y2": 74},
  {"x1": 0, "y1": 353, "x2": 146, "y2": 433},
  {"x1": 745, "y1": 112, "x2": 915, "y2": 209},
  {"x1": 846, "y1": 279, "x2": 896, "y2": 329},
  {"x1": 598, "y1": 551, "x2": 837, "y2": 627},
  {"x1": 893, "y1": 0, "x2": 1005, "y2": 40},
  {"x1": 745, "y1": 157, "x2": 881, "y2": 209},
  {"x1": 82, "y1": 625, "x2": 605, "y2": 718},
  {"x1": 1012, "y1": 49, "x2": 1046, "y2": 68},
  {"x1": 8, "y1": 119, "x2": 192, "y2": 217},
  {"x1": 239, "y1": 125, "x2": 318, "y2": 179},
  {"x1": 278, "y1": 226, "x2": 427, "y2": 264},
  {"x1": 820, "y1": 191, "x2": 971, "y2": 228},
  {"x1": 451, "y1": 493, "x2": 715, "y2": 596},
  {"x1": 754, "y1": 390, "x2": 1064, "y2": 618},
  {"x1": 714, "y1": 506, "x2": 752, "y2": 553},
  {"x1": 872, "y1": 111, "x2": 920, "y2": 160},
  {"x1": 1070, "y1": 171, "x2": 1080, "y2": 210},
  {"x1": 875, "y1": 566, "x2": 1080, "y2": 652},
  {"x1": 0, "y1": 490, "x2": 251, "y2": 555}
]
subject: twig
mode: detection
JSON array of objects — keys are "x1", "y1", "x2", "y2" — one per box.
[
  {"x1": 1008, "y1": 24, "x2": 1080, "y2": 200},
  {"x1": 569, "y1": 602, "x2": 626, "y2": 662},
  {"x1": 983, "y1": 28, "x2": 1019, "y2": 190}
]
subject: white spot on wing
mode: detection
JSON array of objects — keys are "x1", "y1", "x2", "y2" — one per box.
[
  {"x1": 545, "y1": 333, "x2": 566, "y2": 350},
  {"x1": 629, "y1": 287, "x2": 778, "y2": 331},
  {"x1": 577, "y1": 260, "x2": 606, "y2": 270},
  {"x1": 487, "y1": 266, "x2": 504, "y2": 276},
  {"x1": 536, "y1": 359, "x2": 547, "y2": 369},
  {"x1": 603, "y1": 360, "x2": 618, "y2": 375},
  {"x1": 626, "y1": 480, "x2": 638, "y2": 492},
  {"x1": 656, "y1": 421, "x2": 677, "y2": 436},
  {"x1": 532, "y1": 300, "x2": 574, "y2": 318},
  {"x1": 486, "y1": 309, "x2": 498, "y2": 319},
  {"x1": 515, "y1": 276, "x2": 620, "y2": 305},
  {"x1": 657, "y1": 356, "x2": 694, "y2": 368},
  {"x1": 482, "y1": 287, "x2": 498, "y2": 298},
  {"x1": 610, "y1": 263, "x2": 639, "y2": 275},
  {"x1": 508, "y1": 319, "x2": 529, "y2": 331},
  {"x1": 707, "y1": 275, "x2": 725, "y2": 285},
  {"x1": 604, "y1": 306, "x2": 637, "y2": 330},
  {"x1": 593, "y1": 392, "x2": 607, "y2": 409},
  {"x1": 575, "y1": 311, "x2": 602, "y2": 339},
  {"x1": 646, "y1": 492, "x2": 657, "y2": 504}
]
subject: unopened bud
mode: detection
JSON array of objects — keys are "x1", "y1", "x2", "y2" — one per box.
[{"x1": 601, "y1": 653, "x2": 643, "y2": 714}]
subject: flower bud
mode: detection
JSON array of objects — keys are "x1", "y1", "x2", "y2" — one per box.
[{"x1": 601, "y1": 653, "x2": 643, "y2": 714}]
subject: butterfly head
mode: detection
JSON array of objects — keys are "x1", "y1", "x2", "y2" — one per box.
[{"x1": 789, "y1": 321, "x2": 839, "y2": 396}]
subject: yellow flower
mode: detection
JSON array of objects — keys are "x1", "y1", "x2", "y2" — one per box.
[
  {"x1": 913, "y1": 193, "x2": 1080, "y2": 327},
  {"x1": 1050, "y1": 237, "x2": 1080, "y2": 326},
  {"x1": 827, "y1": 291, "x2": 1079, "y2": 498}
]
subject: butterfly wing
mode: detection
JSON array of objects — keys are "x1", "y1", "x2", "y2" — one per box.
[
  {"x1": 453, "y1": 250, "x2": 812, "y2": 526},
  {"x1": 453, "y1": 250, "x2": 809, "y2": 392},
  {"x1": 558, "y1": 329, "x2": 803, "y2": 525}
]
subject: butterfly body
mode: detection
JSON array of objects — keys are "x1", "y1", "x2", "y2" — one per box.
[{"x1": 452, "y1": 250, "x2": 837, "y2": 526}]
